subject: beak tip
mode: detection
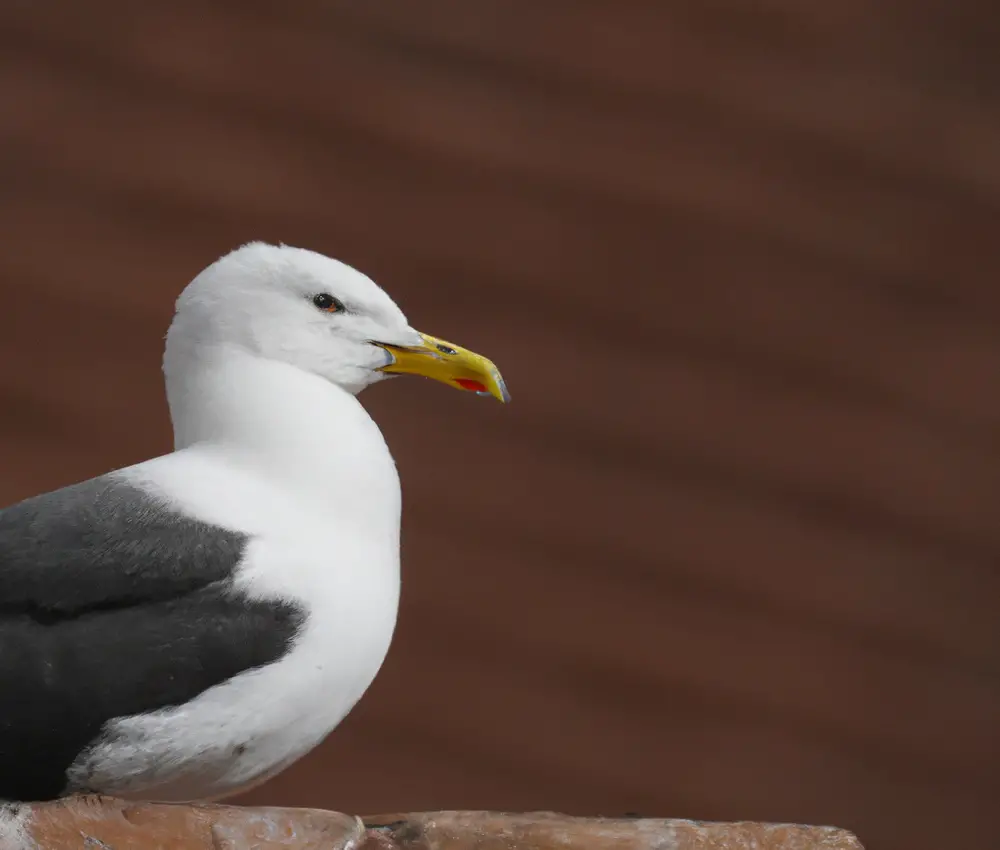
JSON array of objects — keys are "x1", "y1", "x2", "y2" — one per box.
[{"x1": 491, "y1": 373, "x2": 511, "y2": 404}]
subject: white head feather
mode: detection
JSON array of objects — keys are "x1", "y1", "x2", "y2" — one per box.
[{"x1": 164, "y1": 242, "x2": 422, "y2": 396}]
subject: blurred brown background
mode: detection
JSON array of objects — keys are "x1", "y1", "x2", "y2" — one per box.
[{"x1": 2, "y1": 3, "x2": 999, "y2": 850}]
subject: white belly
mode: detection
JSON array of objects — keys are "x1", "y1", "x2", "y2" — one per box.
[
  {"x1": 68, "y1": 535, "x2": 400, "y2": 801},
  {"x1": 67, "y1": 447, "x2": 402, "y2": 802}
]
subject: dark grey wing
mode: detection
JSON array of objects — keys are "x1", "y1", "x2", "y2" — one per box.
[
  {"x1": 0, "y1": 473, "x2": 304, "y2": 802},
  {"x1": 0, "y1": 474, "x2": 247, "y2": 615}
]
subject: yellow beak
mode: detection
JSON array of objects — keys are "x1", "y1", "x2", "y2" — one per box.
[{"x1": 374, "y1": 333, "x2": 510, "y2": 403}]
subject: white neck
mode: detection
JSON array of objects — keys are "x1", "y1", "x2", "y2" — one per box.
[{"x1": 162, "y1": 342, "x2": 401, "y2": 538}]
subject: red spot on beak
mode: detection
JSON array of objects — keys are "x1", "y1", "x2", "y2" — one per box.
[{"x1": 455, "y1": 378, "x2": 488, "y2": 393}]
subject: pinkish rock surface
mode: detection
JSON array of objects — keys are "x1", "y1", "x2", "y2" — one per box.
[{"x1": 1, "y1": 801, "x2": 864, "y2": 849}]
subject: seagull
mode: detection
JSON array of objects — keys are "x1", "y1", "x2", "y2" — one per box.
[{"x1": 0, "y1": 242, "x2": 509, "y2": 803}]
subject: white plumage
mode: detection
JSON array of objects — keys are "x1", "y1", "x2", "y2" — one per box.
[{"x1": 0, "y1": 242, "x2": 507, "y2": 803}]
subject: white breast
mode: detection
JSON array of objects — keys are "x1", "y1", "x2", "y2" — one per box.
[{"x1": 67, "y1": 435, "x2": 403, "y2": 801}]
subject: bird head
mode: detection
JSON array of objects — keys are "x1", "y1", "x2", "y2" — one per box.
[{"x1": 166, "y1": 242, "x2": 509, "y2": 403}]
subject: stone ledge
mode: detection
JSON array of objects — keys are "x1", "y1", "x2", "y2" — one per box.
[{"x1": 1, "y1": 799, "x2": 865, "y2": 849}]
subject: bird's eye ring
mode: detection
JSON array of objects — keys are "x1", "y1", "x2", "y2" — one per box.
[
  {"x1": 436, "y1": 344, "x2": 457, "y2": 355},
  {"x1": 312, "y1": 293, "x2": 345, "y2": 313}
]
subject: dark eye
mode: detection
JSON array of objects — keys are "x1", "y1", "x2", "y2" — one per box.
[{"x1": 312, "y1": 293, "x2": 345, "y2": 313}]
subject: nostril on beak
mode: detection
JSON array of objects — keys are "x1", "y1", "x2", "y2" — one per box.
[{"x1": 436, "y1": 344, "x2": 457, "y2": 355}]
